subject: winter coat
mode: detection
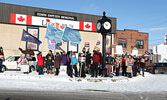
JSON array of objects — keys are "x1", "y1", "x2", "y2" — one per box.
[
  {"x1": 61, "y1": 54, "x2": 67, "y2": 65},
  {"x1": 54, "y1": 55, "x2": 62, "y2": 68},
  {"x1": 17, "y1": 57, "x2": 29, "y2": 65},
  {"x1": 122, "y1": 58, "x2": 126, "y2": 68},
  {"x1": 19, "y1": 48, "x2": 34, "y2": 61},
  {"x1": 106, "y1": 56, "x2": 113, "y2": 65},
  {"x1": 37, "y1": 54, "x2": 44, "y2": 66},
  {"x1": 92, "y1": 50, "x2": 100, "y2": 63},
  {"x1": 69, "y1": 53, "x2": 78, "y2": 66},
  {"x1": 140, "y1": 58, "x2": 149, "y2": 68},
  {"x1": 45, "y1": 53, "x2": 54, "y2": 66},
  {"x1": 86, "y1": 52, "x2": 91, "y2": 65},
  {"x1": 0, "y1": 51, "x2": 5, "y2": 61},
  {"x1": 126, "y1": 58, "x2": 134, "y2": 73}
]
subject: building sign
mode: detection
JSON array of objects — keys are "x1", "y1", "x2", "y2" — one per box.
[
  {"x1": 10, "y1": 13, "x2": 96, "y2": 32},
  {"x1": 35, "y1": 12, "x2": 77, "y2": 21}
]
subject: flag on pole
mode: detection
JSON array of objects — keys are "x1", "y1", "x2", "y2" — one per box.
[
  {"x1": 21, "y1": 29, "x2": 42, "y2": 45},
  {"x1": 45, "y1": 24, "x2": 63, "y2": 43},
  {"x1": 62, "y1": 27, "x2": 81, "y2": 44}
]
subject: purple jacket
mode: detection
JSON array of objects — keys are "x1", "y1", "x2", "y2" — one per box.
[{"x1": 61, "y1": 54, "x2": 67, "y2": 65}]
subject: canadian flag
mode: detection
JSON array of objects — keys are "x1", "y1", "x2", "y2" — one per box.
[
  {"x1": 10, "y1": 13, "x2": 32, "y2": 25},
  {"x1": 80, "y1": 21, "x2": 96, "y2": 31}
]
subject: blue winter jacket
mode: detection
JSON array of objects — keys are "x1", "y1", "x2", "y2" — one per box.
[{"x1": 69, "y1": 53, "x2": 78, "y2": 65}]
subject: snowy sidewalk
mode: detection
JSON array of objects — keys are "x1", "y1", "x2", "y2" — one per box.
[{"x1": 0, "y1": 69, "x2": 167, "y2": 93}]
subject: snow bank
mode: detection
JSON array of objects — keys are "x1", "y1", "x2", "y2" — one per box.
[{"x1": 0, "y1": 69, "x2": 167, "y2": 93}]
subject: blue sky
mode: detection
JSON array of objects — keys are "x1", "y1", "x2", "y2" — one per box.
[{"x1": 1, "y1": 0, "x2": 167, "y2": 46}]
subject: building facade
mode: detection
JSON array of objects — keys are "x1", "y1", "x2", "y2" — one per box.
[
  {"x1": 0, "y1": 3, "x2": 116, "y2": 57},
  {"x1": 114, "y1": 29, "x2": 149, "y2": 55}
]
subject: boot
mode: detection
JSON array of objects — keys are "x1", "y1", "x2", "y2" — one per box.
[
  {"x1": 50, "y1": 71, "x2": 53, "y2": 74},
  {"x1": 47, "y1": 71, "x2": 49, "y2": 74}
]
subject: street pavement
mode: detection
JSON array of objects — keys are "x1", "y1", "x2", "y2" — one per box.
[{"x1": 0, "y1": 89, "x2": 167, "y2": 100}]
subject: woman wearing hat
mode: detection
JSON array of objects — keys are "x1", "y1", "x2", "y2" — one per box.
[{"x1": 54, "y1": 52, "x2": 62, "y2": 76}]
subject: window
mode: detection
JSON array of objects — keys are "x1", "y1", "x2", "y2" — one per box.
[
  {"x1": 118, "y1": 38, "x2": 127, "y2": 48},
  {"x1": 136, "y1": 40, "x2": 144, "y2": 49}
]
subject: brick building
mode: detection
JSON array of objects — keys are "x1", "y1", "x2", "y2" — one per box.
[{"x1": 114, "y1": 29, "x2": 149, "y2": 55}]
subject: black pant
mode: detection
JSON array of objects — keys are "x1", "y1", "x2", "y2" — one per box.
[
  {"x1": 116, "y1": 66, "x2": 120, "y2": 76},
  {"x1": 92, "y1": 62, "x2": 98, "y2": 77},
  {"x1": 122, "y1": 67, "x2": 127, "y2": 76},
  {"x1": 67, "y1": 62, "x2": 70, "y2": 76},
  {"x1": 79, "y1": 62, "x2": 86, "y2": 77},
  {"x1": 55, "y1": 68, "x2": 59, "y2": 75},
  {"x1": 69, "y1": 65, "x2": 78, "y2": 77},
  {"x1": 132, "y1": 65, "x2": 137, "y2": 76}
]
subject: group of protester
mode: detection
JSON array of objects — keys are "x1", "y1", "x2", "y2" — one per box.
[{"x1": 0, "y1": 46, "x2": 149, "y2": 78}]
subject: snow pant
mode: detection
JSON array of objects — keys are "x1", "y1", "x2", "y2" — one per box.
[
  {"x1": 122, "y1": 67, "x2": 127, "y2": 76},
  {"x1": 47, "y1": 65, "x2": 52, "y2": 71},
  {"x1": 132, "y1": 65, "x2": 138, "y2": 76},
  {"x1": 79, "y1": 62, "x2": 86, "y2": 78},
  {"x1": 92, "y1": 62, "x2": 98, "y2": 77},
  {"x1": 116, "y1": 66, "x2": 120, "y2": 76},
  {"x1": 0, "y1": 61, "x2": 2, "y2": 72},
  {"x1": 55, "y1": 68, "x2": 60, "y2": 75},
  {"x1": 69, "y1": 65, "x2": 78, "y2": 77},
  {"x1": 38, "y1": 65, "x2": 44, "y2": 75},
  {"x1": 106, "y1": 64, "x2": 112, "y2": 74}
]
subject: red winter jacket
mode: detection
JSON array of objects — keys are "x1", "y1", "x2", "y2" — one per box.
[
  {"x1": 92, "y1": 50, "x2": 100, "y2": 63},
  {"x1": 37, "y1": 55, "x2": 44, "y2": 66}
]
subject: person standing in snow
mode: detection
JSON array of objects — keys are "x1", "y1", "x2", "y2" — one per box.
[
  {"x1": 133, "y1": 55, "x2": 140, "y2": 76},
  {"x1": 140, "y1": 55, "x2": 149, "y2": 77},
  {"x1": 106, "y1": 53, "x2": 113, "y2": 76},
  {"x1": 121, "y1": 56, "x2": 127, "y2": 76},
  {"x1": 66, "y1": 51, "x2": 71, "y2": 76},
  {"x1": 54, "y1": 52, "x2": 62, "y2": 76},
  {"x1": 85, "y1": 49, "x2": 91, "y2": 74},
  {"x1": 45, "y1": 50, "x2": 54, "y2": 74},
  {"x1": 17, "y1": 54, "x2": 29, "y2": 73},
  {"x1": 78, "y1": 47, "x2": 86, "y2": 78},
  {"x1": 37, "y1": 51, "x2": 44, "y2": 75},
  {"x1": 69, "y1": 51, "x2": 78, "y2": 78},
  {"x1": 126, "y1": 55, "x2": 134, "y2": 78},
  {"x1": 60, "y1": 51, "x2": 67, "y2": 65},
  {"x1": 92, "y1": 49, "x2": 100, "y2": 77},
  {"x1": 0, "y1": 47, "x2": 5, "y2": 72}
]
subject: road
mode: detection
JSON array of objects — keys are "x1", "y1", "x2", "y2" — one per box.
[{"x1": 0, "y1": 89, "x2": 167, "y2": 100}]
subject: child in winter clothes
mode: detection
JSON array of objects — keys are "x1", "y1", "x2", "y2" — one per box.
[{"x1": 69, "y1": 51, "x2": 78, "y2": 78}]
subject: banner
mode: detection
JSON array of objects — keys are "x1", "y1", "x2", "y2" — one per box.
[
  {"x1": 45, "y1": 24, "x2": 63, "y2": 43},
  {"x1": 62, "y1": 27, "x2": 81, "y2": 44},
  {"x1": 48, "y1": 40, "x2": 62, "y2": 49},
  {"x1": 21, "y1": 29, "x2": 42, "y2": 45}
]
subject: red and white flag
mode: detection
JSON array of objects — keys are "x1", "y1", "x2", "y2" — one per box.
[
  {"x1": 10, "y1": 13, "x2": 32, "y2": 25},
  {"x1": 80, "y1": 21, "x2": 96, "y2": 31}
]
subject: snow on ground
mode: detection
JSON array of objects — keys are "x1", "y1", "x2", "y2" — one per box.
[{"x1": 0, "y1": 66, "x2": 167, "y2": 93}]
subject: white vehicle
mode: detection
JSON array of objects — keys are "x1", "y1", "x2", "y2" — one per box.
[{"x1": 1, "y1": 55, "x2": 37, "y2": 72}]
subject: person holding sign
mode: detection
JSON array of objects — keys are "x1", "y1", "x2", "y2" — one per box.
[{"x1": 126, "y1": 55, "x2": 134, "y2": 78}]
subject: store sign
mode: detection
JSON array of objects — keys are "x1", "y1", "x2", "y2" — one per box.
[
  {"x1": 35, "y1": 12, "x2": 77, "y2": 21},
  {"x1": 10, "y1": 13, "x2": 96, "y2": 32}
]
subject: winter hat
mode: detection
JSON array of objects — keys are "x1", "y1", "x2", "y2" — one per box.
[{"x1": 0, "y1": 46, "x2": 3, "y2": 49}]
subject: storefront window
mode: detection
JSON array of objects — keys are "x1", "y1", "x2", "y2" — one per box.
[
  {"x1": 118, "y1": 38, "x2": 126, "y2": 48},
  {"x1": 136, "y1": 40, "x2": 144, "y2": 49}
]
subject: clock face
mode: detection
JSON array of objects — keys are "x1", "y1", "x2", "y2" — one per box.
[
  {"x1": 97, "y1": 22, "x2": 101, "y2": 30},
  {"x1": 103, "y1": 21, "x2": 111, "y2": 30}
]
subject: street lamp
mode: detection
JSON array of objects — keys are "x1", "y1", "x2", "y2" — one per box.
[{"x1": 97, "y1": 12, "x2": 112, "y2": 76}]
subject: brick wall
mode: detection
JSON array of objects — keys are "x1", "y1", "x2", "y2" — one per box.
[{"x1": 114, "y1": 29, "x2": 149, "y2": 55}]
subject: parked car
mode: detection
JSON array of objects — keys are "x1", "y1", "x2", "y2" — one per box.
[
  {"x1": 146, "y1": 62, "x2": 167, "y2": 74},
  {"x1": 1, "y1": 55, "x2": 37, "y2": 72}
]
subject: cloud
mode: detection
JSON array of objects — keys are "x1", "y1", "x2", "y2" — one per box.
[{"x1": 148, "y1": 27, "x2": 167, "y2": 31}]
